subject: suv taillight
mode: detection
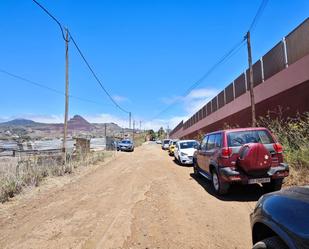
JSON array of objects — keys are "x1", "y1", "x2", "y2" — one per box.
[
  {"x1": 273, "y1": 143, "x2": 283, "y2": 153},
  {"x1": 221, "y1": 147, "x2": 232, "y2": 158}
]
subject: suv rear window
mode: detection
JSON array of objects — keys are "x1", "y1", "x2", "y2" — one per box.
[{"x1": 227, "y1": 130, "x2": 274, "y2": 147}]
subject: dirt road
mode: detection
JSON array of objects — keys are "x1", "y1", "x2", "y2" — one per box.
[{"x1": 0, "y1": 142, "x2": 263, "y2": 249}]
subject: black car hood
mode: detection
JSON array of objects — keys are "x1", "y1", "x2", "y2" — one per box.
[{"x1": 261, "y1": 186, "x2": 309, "y2": 247}]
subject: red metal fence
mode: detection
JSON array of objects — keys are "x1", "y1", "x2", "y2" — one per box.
[{"x1": 170, "y1": 18, "x2": 309, "y2": 137}]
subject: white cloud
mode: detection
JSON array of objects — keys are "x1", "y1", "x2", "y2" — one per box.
[
  {"x1": 186, "y1": 88, "x2": 218, "y2": 100},
  {"x1": 155, "y1": 88, "x2": 219, "y2": 131},
  {"x1": 113, "y1": 95, "x2": 130, "y2": 103},
  {"x1": 0, "y1": 114, "x2": 63, "y2": 123},
  {"x1": 142, "y1": 115, "x2": 188, "y2": 131},
  {"x1": 160, "y1": 87, "x2": 218, "y2": 116},
  {"x1": 84, "y1": 113, "x2": 129, "y2": 127}
]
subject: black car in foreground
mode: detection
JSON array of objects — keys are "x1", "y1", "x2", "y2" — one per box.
[{"x1": 251, "y1": 186, "x2": 309, "y2": 249}]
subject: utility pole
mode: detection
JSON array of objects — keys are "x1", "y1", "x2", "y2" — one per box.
[
  {"x1": 104, "y1": 123, "x2": 107, "y2": 137},
  {"x1": 133, "y1": 120, "x2": 135, "y2": 142},
  {"x1": 246, "y1": 31, "x2": 256, "y2": 127},
  {"x1": 129, "y1": 112, "x2": 132, "y2": 130},
  {"x1": 139, "y1": 121, "x2": 142, "y2": 131},
  {"x1": 63, "y1": 28, "x2": 69, "y2": 163}
]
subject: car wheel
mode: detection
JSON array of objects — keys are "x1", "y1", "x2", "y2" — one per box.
[
  {"x1": 263, "y1": 179, "x2": 283, "y2": 193},
  {"x1": 193, "y1": 160, "x2": 199, "y2": 176},
  {"x1": 252, "y1": 236, "x2": 288, "y2": 249},
  {"x1": 211, "y1": 170, "x2": 229, "y2": 195}
]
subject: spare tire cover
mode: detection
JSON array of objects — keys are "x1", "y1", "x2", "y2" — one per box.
[{"x1": 238, "y1": 143, "x2": 272, "y2": 175}]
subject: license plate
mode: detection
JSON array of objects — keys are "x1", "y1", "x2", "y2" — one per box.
[{"x1": 248, "y1": 177, "x2": 271, "y2": 184}]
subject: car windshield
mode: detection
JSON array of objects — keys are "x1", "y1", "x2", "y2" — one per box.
[
  {"x1": 227, "y1": 130, "x2": 274, "y2": 147},
  {"x1": 180, "y1": 141, "x2": 197, "y2": 149},
  {"x1": 164, "y1": 140, "x2": 170, "y2": 144},
  {"x1": 121, "y1": 140, "x2": 131, "y2": 144}
]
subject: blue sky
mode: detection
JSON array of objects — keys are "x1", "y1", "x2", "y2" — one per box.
[{"x1": 0, "y1": 0, "x2": 308, "y2": 130}]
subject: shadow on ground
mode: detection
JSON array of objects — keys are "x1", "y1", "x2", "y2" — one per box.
[
  {"x1": 172, "y1": 158, "x2": 193, "y2": 167},
  {"x1": 190, "y1": 173, "x2": 264, "y2": 202}
]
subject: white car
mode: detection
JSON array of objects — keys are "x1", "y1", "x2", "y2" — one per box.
[
  {"x1": 174, "y1": 140, "x2": 199, "y2": 165},
  {"x1": 162, "y1": 139, "x2": 171, "y2": 150}
]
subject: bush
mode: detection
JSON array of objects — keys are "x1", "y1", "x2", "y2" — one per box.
[
  {"x1": 258, "y1": 111, "x2": 309, "y2": 185},
  {"x1": 0, "y1": 176, "x2": 22, "y2": 203}
]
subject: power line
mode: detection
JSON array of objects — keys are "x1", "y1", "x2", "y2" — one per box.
[
  {"x1": 248, "y1": 0, "x2": 269, "y2": 32},
  {"x1": 32, "y1": 0, "x2": 131, "y2": 115},
  {"x1": 32, "y1": 0, "x2": 68, "y2": 42},
  {"x1": 68, "y1": 31, "x2": 130, "y2": 114},
  {"x1": 151, "y1": 38, "x2": 246, "y2": 120},
  {"x1": 152, "y1": 0, "x2": 268, "y2": 121},
  {"x1": 0, "y1": 68, "x2": 108, "y2": 107}
]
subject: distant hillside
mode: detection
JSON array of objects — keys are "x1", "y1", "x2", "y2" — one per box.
[
  {"x1": 0, "y1": 118, "x2": 40, "y2": 126},
  {"x1": 68, "y1": 115, "x2": 93, "y2": 131},
  {"x1": 94, "y1": 122, "x2": 122, "y2": 130},
  {"x1": 0, "y1": 115, "x2": 128, "y2": 139}
]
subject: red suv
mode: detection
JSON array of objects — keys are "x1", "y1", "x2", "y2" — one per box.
[{"x1": 193, "y1": 128, "x2": 289, "y2": 195}]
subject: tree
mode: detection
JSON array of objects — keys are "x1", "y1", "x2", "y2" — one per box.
[
  {"x1": 147, "y1": 129, "x2": 156, "y2": 140},
  {"x1": 157, "y1": 127, "x2": 165, "y2": 139}
]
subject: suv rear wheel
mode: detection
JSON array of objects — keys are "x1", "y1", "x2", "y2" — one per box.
[
  {"x1": 212, "y1": 170, "x2": 229, "y2": 195},
  {"x1": 193, "y1": 160, "x2": 199, "y2": 176},
  {"x1": 263, "y1": 179, "x2": 283, "y2": 193}
]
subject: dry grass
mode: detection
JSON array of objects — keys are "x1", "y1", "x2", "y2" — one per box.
[
  {"x1": 258, "y1": 111, "x2": 309, "y2": 186},
  {"x1": 0, "y1": 150, "x2": 112, "y2": 203},
  {"x1": 134, "y1": 132, "x2": 146, "y2": 147}
]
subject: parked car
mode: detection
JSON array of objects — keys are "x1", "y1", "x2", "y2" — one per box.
[
  {"x1": 117, "y1": 139, "x2": 134, "y2": 152},
  {"x1": 162, "y1": 139, "x2": 171, "y2": 150},
  {"x1": 250, "y1": 186, "x2": 309, "y2": 249},
  {"x1": 174, "y1": 140, "x2": 199, "y2": 165},
  {"x1": 168, "y1": 139, "x2": 179, "y2": 156},
  {"x1": 193, "y1": 127, "x2": 289, "y2": 195},
  {"x1": 156, "y1": 140, "x2": 162, "y2": 144}
]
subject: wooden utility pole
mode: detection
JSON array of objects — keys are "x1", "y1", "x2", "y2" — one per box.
[
  {"x1": 133, "y1": 120, "x2": 135, "y2": 142},
  {"x1": 246, "y1": 31, "x2": 256, "y2": 127},
  {"x1": 129, "y1": 112, "x2": 132, "y2": 129},
  {"x1": 63, "y1": 29, "x2": 69, "y2": 163},
  {"x1": 104, "y1": 123, "x2": 107, "y2": 137}
]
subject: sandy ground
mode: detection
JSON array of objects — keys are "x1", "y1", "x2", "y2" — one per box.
[{"x1": 0, "y1": 142, "x2": 264, "y2": 249}]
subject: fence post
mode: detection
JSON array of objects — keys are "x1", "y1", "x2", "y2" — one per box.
[
  {"x1": 260, "y1": 58, "x2": 265, "y2": 82},
  {"x1": 283, "y1": 37, "x2": 289, "y2": 68},
  {"x1": 232, "y1": 81, "x2": 235, "y2": 99},
  {"x1": 244, "y1": 71, "x2": 248, "y2": 90}
]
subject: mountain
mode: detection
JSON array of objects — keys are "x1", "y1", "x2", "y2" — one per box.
[
  {"x1": 68, "y1": 115, "x2": 93, "y2": 131},
  {"x1": 0, "y1": 118, "x2": 39, "y2": 126},
  {"x1": 0, "y1": 115, "x2": 127, "y2": 139}
]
